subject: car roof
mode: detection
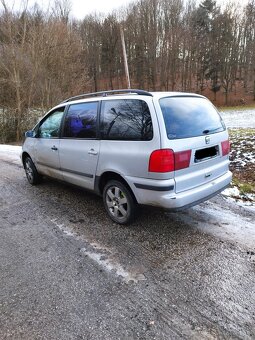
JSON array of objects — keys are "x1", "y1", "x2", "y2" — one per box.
[
  {"x1": 149, "y1": 91, "x2": 205, "y2": 100},
  {"x1": 54, "y1": 90, "x2": 205, "y2": 109}
]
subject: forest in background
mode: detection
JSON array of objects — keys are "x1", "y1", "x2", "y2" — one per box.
[{"x1": 0, "y1": 0, "x2": 255, "y2": 142}]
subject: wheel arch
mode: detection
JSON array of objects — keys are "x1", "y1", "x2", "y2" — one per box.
[
  {"x1": 96, "y1": 171, "x2": 138, "y2": 203},
  {"x1": 21, "y1": 152, "x2": 31, "y2": 167}
]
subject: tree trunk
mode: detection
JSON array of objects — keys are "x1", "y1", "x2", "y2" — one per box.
[
  {"x1": 15, "y1": 84, "x2": 22, "y2": 141},
  {"x1": 225, "y1": 90, "x2": 228, "y2": 106}
]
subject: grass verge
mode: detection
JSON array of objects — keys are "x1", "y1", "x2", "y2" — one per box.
[{"x1": 228, "y1": 128, "x2": 255, "y2": 200}]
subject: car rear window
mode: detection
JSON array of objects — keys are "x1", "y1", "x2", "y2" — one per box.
[{"x1": 159, "y1": 96, "x2": 225, "y2": 139}]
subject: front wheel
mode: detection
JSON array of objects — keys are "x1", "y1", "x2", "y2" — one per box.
[
  {"x1": 103, "y1": 180, "x2": 137, "y2": 224},
  {"x1": 24, "y1": 157, "x2": 41, "y2": 185}
]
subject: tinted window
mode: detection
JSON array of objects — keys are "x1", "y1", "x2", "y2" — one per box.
[
  {"x1": 38, "y1": 107, "x2": 65, "y2": 138},
  {"x1": 159, "y1": 97, "x2": 225, "y2": 139},
  {"x1": 63, "y1": 102, "x2": 98, "y2": 138},
  {"x1": 101, "y1": 99, "x2": 153, "y2": 141}
]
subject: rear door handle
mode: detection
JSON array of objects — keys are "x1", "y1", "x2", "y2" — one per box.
[
  {"x1": 88, "y1": 148, "x2": 98, "y2": 155},
  {"x1": 51, "y1": 146, "x2": 58, "y2": 151}
]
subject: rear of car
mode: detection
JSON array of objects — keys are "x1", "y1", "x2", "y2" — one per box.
[{"x1": 130, "y1": 93, "x2": 232, "y2": 209}]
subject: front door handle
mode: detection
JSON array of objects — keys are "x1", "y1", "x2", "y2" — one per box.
[
  {"x1": 88, "y1": 148, "x2": 98, "y2": 155},
  {"x1": 51, "y1": 146, "x2": 58, "y2": 151}
]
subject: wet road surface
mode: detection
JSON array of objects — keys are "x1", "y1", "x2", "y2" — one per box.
[{"x1": 0, "y1": 154, "x2": 255, "y2": 339}]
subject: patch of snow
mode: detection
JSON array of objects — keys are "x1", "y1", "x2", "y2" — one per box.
[
  {"x1": 51, "y1": 218, "x2": 146, "y2": 283},
  {"x1": 224, "y1": 196, "x2": 255, "y2": 213},
  {"x1": 220, "y1": 108, "x2": 255, "y2": 128},
  {"x1": 81, "y1": 248, "x2": 146, "y2": 283},
  {"x1": 222, "y1": 186, "x2": 240, "y2": 197},
  {"x1": 51, "y1": 220, "x2": 76, "y2": 237},
  {"x1": 0, "y1": 144, "x2": 22, "y2": 165},
  {"x1": 173, "y1": 200, "x2": 255, "y2": 250},
  {"x1": 222, "y1": 186, "x2": 255, "y2": 203}
]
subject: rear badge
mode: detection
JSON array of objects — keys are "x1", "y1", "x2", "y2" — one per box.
[{"x1": 205, "y1": 136, "x2": 210, "y2": 144}]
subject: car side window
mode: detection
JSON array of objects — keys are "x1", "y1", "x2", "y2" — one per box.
[
  {"x1": 63, "y1": 102, "x2": 98, "y2": 139},
  {"x1": 38, "y1": 107, "x2": 65, "y2": 138},
  {"x1": 100, "y1": 99, "x2": 153, "y2": 141}
]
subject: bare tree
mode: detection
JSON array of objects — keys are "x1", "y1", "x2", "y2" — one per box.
[
  {"x1": 0, "y1": 0, "x2": 30, "y2": 140},
  {"x1": 52, "y1": 0, "x2": 71, "y2": 23},
  {"x1": 242, "y1": 0, "x2": 255, "y2": 100}
]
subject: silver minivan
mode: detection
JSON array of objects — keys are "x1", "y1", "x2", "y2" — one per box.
[{"x1": 22, "y1": 89, "x2": 232, "y2": 224}]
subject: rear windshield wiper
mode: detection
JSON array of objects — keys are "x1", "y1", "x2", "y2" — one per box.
[{"x1": 202, "y1": 127, "x2": 222, "y2": 134}]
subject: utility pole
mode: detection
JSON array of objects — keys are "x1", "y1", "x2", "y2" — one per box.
[{"x1": 120, "y1": 25, "x2": 131, "y2": 89}]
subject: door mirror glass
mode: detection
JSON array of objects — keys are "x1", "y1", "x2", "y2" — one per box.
[{"x1": 25, "y1": 130, "x2": 36, "y2": 138}]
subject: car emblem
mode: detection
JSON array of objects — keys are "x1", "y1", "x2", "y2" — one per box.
[{"x1": 205, "y1": 136, "x2": 210, "y2": 144}]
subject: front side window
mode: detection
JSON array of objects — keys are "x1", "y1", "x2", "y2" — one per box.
[
  {"x1": 159, "y1": 97, "x2": 225, "y2": 139},
  {"x1": 100, "y1": 99, "x2": 153, "y2": 141},
  {"x1": 38, "y1": 107, "x2": 65, "y2": 138},
  {"x1": 63, "y1": 102, "x2": 98, "y2": 138}
]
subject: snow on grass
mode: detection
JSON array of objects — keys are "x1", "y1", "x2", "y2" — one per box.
[
  {"x1": 222, "y1": 186, "x2": 255, "y2": 208},
  {"x1": 0, "y1": 144, "x2": 22, "y2": 165},
  {"x1": 220, "y1": 108, "x2": 255, "y2": 128},
  {"x1": 220, "y1": 110, "x2": 255, "y2": 202},
  {"x1": 226, "y1": 128, "x2": 255, "y2": 203},
  {"x1": 222, "y1": 186, "x2": 240, "y2": 197},
  {"x1": 229, "y1": 128, "x2": 255, "y2": 170}
]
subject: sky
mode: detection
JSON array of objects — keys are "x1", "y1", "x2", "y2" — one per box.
[
  {"x1": 5, "y1": 0, "x2": 135, "y2": 19},
  {"x1": 4, "y1": 0, "x2": 249, "y2": 20}
]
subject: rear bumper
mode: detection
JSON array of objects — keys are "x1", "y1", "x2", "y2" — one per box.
[{"x1": 126, "y1": 171, "x2": 232, "y2": 210}]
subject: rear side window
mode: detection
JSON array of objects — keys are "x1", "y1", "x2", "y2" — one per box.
[
  {"x1": 63, "y1": 102, "x2": 98, "y2": 138},
  {"x1": 100, "y1": 99, "x2": 153, "y2": 141},
  {"x1": 159, "y1": 97, "x2": 225, "y2": 139}
]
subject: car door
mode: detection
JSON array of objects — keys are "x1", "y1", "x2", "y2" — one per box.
[
  {"x1": 33, "y1": 107, "x2": 65, "y2": 180},
  {"x1": 59, "y1": 101, "x2": 100, "y2": 190}
]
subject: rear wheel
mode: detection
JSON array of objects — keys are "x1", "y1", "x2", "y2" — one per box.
[
  {"x1": 24, "y1": 157, "x2": 41, "y2": 185},
  {"x1": 103, "y1": 180, "x2": 137, "y2": 224}
]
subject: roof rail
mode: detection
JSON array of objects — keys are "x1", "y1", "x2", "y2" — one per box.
[{"x1": 61, "y1": 89, "x2": 153, "y2": 103}]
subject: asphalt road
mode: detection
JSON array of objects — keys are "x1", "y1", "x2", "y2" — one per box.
[{"x1": 0, "y1": 153, "x2": 255, "y2": 339}]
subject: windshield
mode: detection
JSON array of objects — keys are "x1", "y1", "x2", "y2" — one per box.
[{"x1": 159, "y1": 96, "x2": 225, "y2": 139}]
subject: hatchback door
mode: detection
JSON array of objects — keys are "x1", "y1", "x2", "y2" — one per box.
[
  {"x1": 159, "y1": 96, "x2": 230, "y2": 193},
  {"x1": 59, "y1": 101, "x2": 99, "y2": 190}
]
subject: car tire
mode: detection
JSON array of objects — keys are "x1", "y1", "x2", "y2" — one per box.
[
  {"x1": 103, "y1": 180, "x2": 137, "y2": 224},
  {"x1": 24, "y1": 156, "x2": 41, "y2": 185}
]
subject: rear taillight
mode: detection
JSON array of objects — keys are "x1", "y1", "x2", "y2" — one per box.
[
  {"x1": 149, "y1": 149, "x2": 174, "y2": 172},
  {"x1": 149, "y1": 149, "x2": 191, "y2": 173},
  {"x1": 175, "y1": 150, "x2": 192, "y2": 170},
  {"x1": 221, "y1": 140, "x2": 230, "y2": 156}
]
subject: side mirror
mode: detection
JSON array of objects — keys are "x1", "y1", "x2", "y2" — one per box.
[{"x1": 25, "y1": 130, "x2": 36, "y2": 138}]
